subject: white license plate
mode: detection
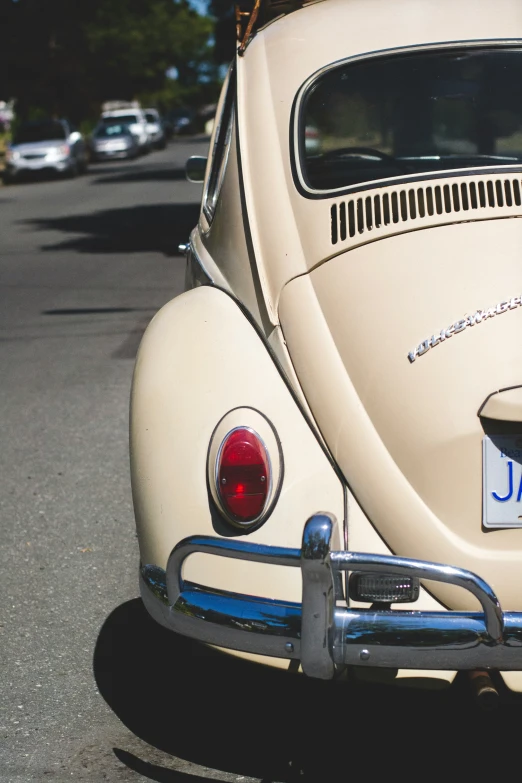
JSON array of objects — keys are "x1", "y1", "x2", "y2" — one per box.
[{"x1": 483, "y1": 436, "x2": 522, "y2": 528}]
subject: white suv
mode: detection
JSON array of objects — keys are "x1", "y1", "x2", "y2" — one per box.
[
  {"x1": 100, "y1": 108, "x2": 150, "y2": 152},
  {"x1": 144, "y1": 108, "x2": 166, "y2": 150}
]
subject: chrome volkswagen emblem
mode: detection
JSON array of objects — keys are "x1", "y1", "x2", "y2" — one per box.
[{"x1": 408, "y1": 296, "x2": 522, "y2": 363}]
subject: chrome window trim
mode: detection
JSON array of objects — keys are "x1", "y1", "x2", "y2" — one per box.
[
  {"x1": 292, "y1": 38, "x2": 522, "y2": 198},
  {"x1": 203, "y1": 67, "x2": 235, "y2": 224},
  {"x1": 203, "y1": 116, "x2": 233, "y2": 223}
]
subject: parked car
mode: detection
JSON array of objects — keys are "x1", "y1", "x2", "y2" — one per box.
[
  {"x1": 130, "y1": 0, "x2": 522, "y2": 703},
  {"x1": 144, "y1": 108, "x2": 167, "y2": 149},
  {"x1": 165, "y1": 107, "x2": 194, "y2": 136},
  {"x1": 4, "y1": 119, "x2": 88, "y2": 182},
  {"x1": 99, "y1": 108, "x2": 150, "y2": 153},
  {"x1": 90, "y1": 122, "x2": 139, "y2": 161}
]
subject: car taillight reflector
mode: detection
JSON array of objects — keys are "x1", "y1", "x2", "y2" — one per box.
[{"x1": 217, "y1": 428, "x2": 270, "y2": 524}]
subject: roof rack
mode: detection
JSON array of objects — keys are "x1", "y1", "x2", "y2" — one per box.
[{"x1": 235, "y1": 0, "x2": 307, "y2": 55}]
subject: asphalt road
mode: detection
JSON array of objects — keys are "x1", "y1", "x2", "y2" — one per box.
[{"x1": 1, "y1": 140, "x2": 522, "y2": 783}]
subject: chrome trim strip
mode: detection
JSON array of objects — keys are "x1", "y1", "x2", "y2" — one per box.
[
  {"x1": 170, "y1": 582, "x2": 302, "y2": 659},
  {"x1": 166, "y1": 535, "x2": 300, "y2": 604},
  {"x1": 188, "y1": 241, "x2": 214, "y2": 286},
  {"x1": 141, "y1": 564, "x2": 168, "y2": 604},
  {"x1": 202, "y1": 65, "x2": 234, "y2": 226},
  {"x1": 334, "y1": 609, "x2": 522, "y2": 670},
  {"x1": 140, "y1": 514, "x2": 522, "y2": 677}
]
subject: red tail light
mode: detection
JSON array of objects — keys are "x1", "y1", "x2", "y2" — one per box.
[{"x1": 217, "y1": 427, "x2": 270, "y2": 524}]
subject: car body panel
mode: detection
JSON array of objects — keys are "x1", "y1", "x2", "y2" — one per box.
[
  {"x1": 192, "y1": 107, "x2": 269, "y2": 328},
  {"x1": 131, "y1": 285, "x2": 345, "y2": 591},
  {"x1": 279, "y1": 218, "x2": 522, "y2": 610}
]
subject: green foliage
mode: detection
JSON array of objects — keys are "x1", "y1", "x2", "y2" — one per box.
[
  {"x1": 0, "y1": 0, "x2": 219, "y2": 123},
  {"x1": 136, "y1": 78, "x2": 220, "y2": 116},
  {"x1": 87, "y1": 1, "x2": 215, "y2": 93}
]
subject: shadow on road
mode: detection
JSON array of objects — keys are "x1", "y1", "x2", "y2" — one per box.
[
  {"x1": 42, "y1": 307, "x2": 154, "y2": 315},
  {"x1": 3, "y1": 170, "x2": 74, "y2": 185},
  {"x1": 93, "y1": 598, "x2": 522, "y2": 782},
  {"x1": 112, "y1": 748, "x2": 210, "y2": 783},
  {"x1": 21, "y1": 203, "x2": 199, "y2": 256}
]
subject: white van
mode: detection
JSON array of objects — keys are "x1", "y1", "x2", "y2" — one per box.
[{"x1": 100, "y1": 108, "x2": 150, "y2": 152}]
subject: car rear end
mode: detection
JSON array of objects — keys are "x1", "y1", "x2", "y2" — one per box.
[
  {"x1": 100, "y1": 110, "x2": 150, "y2": 151},
  {"x1": 132, "y1": 0, "x2": 522, "y2": 697},
  {"x1": 91, "y1": 123, "x2": 138, "y2": 160}
]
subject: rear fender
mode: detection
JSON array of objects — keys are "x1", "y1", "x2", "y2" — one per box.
[{"x1": 130, "y1": 286, "x2": 345, "y2": 604}]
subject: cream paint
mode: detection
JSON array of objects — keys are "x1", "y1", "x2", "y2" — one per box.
[
  {"x1": 130, "y1": 286, "x2": 344, "y2": 602},
  {"x1": 279, "y1": 220, "x2": 522, "y2": 610}
]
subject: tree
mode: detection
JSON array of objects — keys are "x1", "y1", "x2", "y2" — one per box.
[
  {"x1": 87, "y1": 0, "x2": 215, "y2": 98},
  {"x1": 0, "y1": 0, "x2": 216, "y2": 123}
]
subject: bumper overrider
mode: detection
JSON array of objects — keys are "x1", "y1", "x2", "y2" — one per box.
[{"x1": 140, "y1": 514, "x2": 522, "y2": 678}]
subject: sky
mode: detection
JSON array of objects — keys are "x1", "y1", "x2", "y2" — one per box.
[{"x1": 187, "y1": 0, "x2": 209, "y2": 15}]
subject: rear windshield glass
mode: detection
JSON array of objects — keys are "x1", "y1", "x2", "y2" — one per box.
[
  {"x1": 95, "y1": 124, "x2": 130, "y2": 138},
  {"x1": 300, "y1": 48, "x2": 522, "y2": 192},
  {"x1": 103, "y1": 114, "x2": 138, "y2": 125},
  {"x1": 14, "y1": 121, "x2": 66, "y2": 144}
]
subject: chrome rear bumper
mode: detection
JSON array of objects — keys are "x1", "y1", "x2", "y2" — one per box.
[{"x1": 140, "y1": 514, "x2": 522, "y2": 679}]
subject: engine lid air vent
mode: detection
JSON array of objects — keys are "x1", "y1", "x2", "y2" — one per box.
[{"x1": 330, "y1": 174, "x2": 522, "y2": 245}]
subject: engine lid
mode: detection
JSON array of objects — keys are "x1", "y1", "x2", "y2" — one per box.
[{"x1": 279, "y1": 217, "x2": 522, "y2": 610}]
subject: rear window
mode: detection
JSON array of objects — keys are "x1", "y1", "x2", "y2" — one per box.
[
  {"x1": 103, "y1": 114, "x2": 139, "y2": 125},
  {"x1": 14, "y1": 121, "x2": 66, "y2": 144},
  {"x1": 95, "y1": 124, "x2": 129, "y2": 138},
  {"x1": 299, "y1": 47, "x2": 522, "y2": 193}
]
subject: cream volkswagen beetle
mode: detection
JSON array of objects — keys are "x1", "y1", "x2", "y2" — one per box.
[{"x1": 130, "y1": 0, "x2": 522, "y2": 702}]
